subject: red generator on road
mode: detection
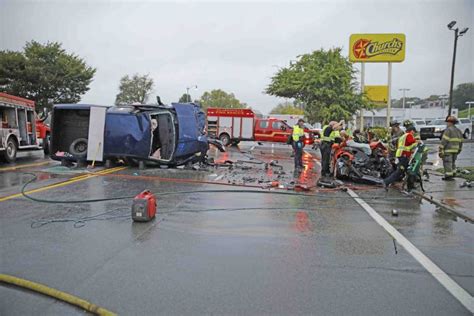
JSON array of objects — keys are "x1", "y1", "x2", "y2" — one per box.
[
  {"x1": 206, "y1": 108, "x2": 314, "y2": 146},
  {"x1": 0, "y1": 93, "x2": 51, "y2": 162},
  {"x1": 132, "y1": 190, "x2": 157, "y2": 222}
]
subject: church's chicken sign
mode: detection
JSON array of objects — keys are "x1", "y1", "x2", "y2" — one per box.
[{"x1": 349, "y1": 34, "x2": 406, "y2": 62}]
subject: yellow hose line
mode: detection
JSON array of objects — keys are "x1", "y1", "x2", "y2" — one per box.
[{"x1": 0, "y1": 274, "x2": 117, "y2": 316}]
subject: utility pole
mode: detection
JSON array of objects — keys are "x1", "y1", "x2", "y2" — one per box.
[
  {"x1": 387, "y1": 62, "x2": 392, "y2": 128},
  {"x1": 360, "y1": 63, "x2": 365, "y2": 131},
  {"x1": 447, "y1": 21, "x2": 469, "y2": 116}
]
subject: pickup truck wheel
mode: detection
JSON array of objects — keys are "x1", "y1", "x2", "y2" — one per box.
[
  {"x1": 69, "y1": 138, "x2": 88, "y2": 159},
  {"x1": 1, "y1": 138, "x2": 18, "y2": 163},
  {"x1": 43, "y1": 133, "x2": 51, "y2": 155},
  {"x1": 463, "y1": 129, "x2": 470, "y2": 140},
  {"x1": 219, "y1": 133, "x2": 231, "y2": 146}
]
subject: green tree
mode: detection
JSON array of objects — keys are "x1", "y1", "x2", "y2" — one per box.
[
  {"x1": 178, "y1": 93, "x2": 192, "y2": 103},
  {"x1": 198, "y1": 89, "x2": 246, "y2": 110},
  {"x1": 115, "y1": 74, "x2": 154, "y2": 105},
  {"x1": 0, "y1": 41, "x2": 96, "y2": 110},
  {"x1": 270, "y1": 101, "x2": 304, "y2": 114},
  {"x1": 453, "y1": 82, "x2": 474, "y2": 110},
  {"x1": 265, "y1": 48, "x2": 369, "y2": 124}
]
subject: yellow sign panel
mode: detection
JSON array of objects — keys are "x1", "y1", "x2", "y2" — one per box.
[
  {"x1": 349, "y1": 33, "x2": 406, "y2": 62},
  {"x1": 364, "y1": 85, "x2": 388, "y2": 103}
]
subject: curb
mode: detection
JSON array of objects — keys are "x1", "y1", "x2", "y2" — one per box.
[{"x1": 412, "y1": 190, "x2": 474, "y2": 223}]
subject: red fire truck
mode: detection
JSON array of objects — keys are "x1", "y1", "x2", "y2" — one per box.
[
  {"x1": 206, "y1": 108, "x2": 314, "y2": 146},
  {"x1": 0, "y1": 93, "x2": 51, "y2": 162}
]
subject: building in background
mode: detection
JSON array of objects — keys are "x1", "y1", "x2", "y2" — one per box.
[{"x1": 355, "y1": 105, "x2": 458, "y2": 127}]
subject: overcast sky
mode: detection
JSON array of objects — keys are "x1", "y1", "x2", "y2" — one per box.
[{"x1": 1, "y1": 0, "x2": 473, "y2": 113}]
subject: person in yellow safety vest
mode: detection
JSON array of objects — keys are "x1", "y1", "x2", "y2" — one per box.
[
  {"x1": 383, "y1": 125, "x2": 418, "y2": 190},
  {"x1": 388, "y1": 121, "x2": 404, "y2": 159},
  {"x1": 320, "y1": 120, "x2": 344, "y2": 178},
  {"x1": 439, "y1": 116, "x2": 463, "y2": 180},
  {"x1": 292, "y1": 118, "x2": 306, "y2": 170}
]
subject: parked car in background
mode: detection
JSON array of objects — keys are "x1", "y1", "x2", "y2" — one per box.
[
  {"x1": 419, "y1": 118, "x2": 472, "y2": 140},
  {"x1": 50, "y1": 102, "x2": 224, "y2": 167},
  {"x1": 420, "y1": 118, "x2": 448, "y2": 140},
  {"x1": 457, "y1": 118, "x2": 472, "y2": 139},
  {"x1": 413, "y1": 120, "x2": 427, "y2": 130}
]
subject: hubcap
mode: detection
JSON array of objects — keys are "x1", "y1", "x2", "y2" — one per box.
[
  {"x1": 76, "y1": 143, "x2": 87, "y2": 152},
  {"x1": 7, "y1": 143, "x2": 15, "y2": 157}
]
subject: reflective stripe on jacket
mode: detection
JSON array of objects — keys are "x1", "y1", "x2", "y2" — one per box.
[
  {"x1": 440, "y1": 126, "x2": 463, "y2": 154},
  {"x1": 395, "y1": 133, "x2": 417, "y2": 158},
  {"x1": 292, "y1": 125, "x2": 304, "y2": 142}
]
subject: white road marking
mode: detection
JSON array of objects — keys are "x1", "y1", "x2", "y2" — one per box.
[
  {"x1": 347, "y1": 188, "x2": 474, "y2": 313},
  {"x1": 214, "y1": 175, "x2": 224, "y2": 181}
]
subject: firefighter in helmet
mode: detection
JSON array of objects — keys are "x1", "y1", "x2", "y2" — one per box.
[{"x1": 439, "y1": 116, "x2": 463, "y2": 180}]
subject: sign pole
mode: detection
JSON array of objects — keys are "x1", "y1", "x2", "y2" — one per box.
[
  {"x1": 387, "y1": 62, "x2": 392, "y2": 128},
  {"x1": 360, "y1": 62, "x2": 365, "y2": 131}
]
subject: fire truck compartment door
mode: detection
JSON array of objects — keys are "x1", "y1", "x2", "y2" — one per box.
[
  {"x1": 87, "y1": 106, "x2": 107, "y2": 162},
  {"x1": 241, "y1": 117, "x2": 253, "y2": 138},
  {"x1": 219, "y1": 117, "x2": 232, "y2": 135},
  {"x1": 233, "y1": 117, "x2": 241, "y2": 138}
]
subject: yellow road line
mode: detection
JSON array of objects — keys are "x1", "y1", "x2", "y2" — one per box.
[
  {"x1": 0, "y1": 166, "x2": 127, "y2": 202},
  {"x1": 0, "y1": 161, "x2": 51, "y2": 172}
]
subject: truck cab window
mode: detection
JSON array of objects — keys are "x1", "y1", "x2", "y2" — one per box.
[{"x1": 259, "y1": 120, "x2": 269, "y2": 129}]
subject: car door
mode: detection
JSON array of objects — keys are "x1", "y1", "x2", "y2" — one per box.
[
  {"x1": 271, "y1": 120, "x2": 291, "y2": 143},
  {"x1": 254, "y1": 119, "x2": 271, "y2": 142}
]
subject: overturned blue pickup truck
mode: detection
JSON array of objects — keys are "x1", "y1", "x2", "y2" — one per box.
[{"x1": 50, "y1": 102, "x2": 224, "y2": 167}]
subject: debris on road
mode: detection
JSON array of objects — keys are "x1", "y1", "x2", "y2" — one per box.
[{"x1": 459, "y1": 181, "x2": 472, "y2": 188}]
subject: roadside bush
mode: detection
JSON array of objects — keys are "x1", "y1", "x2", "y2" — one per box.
[{"x1": 368, "y1": 126, "x2": 389, "y2": 141}]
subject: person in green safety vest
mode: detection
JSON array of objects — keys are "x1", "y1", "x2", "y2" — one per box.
[
  {"x1": 383, "y1": 125, "x2": 418, "y2": 190},
  {"x1": 320, "y1": 120, "x2": 344, "y2": 178},
  {"x1": 292, "y1": 119, "x2": 306, "y2": 170},
  {"x1": 439, "y1": 116, "x2": 463, "y2": 180}
]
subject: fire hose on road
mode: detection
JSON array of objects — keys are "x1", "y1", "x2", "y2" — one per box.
[{"x1": 0, "y1": 274, "x2": 116, "y2": 316}]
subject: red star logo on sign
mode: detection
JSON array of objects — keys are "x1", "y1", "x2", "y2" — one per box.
[{"x1": 353, "y1": 39, "x2": 370, "y2": 59}]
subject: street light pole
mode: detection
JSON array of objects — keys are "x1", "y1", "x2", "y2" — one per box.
[
  {"x1": 447, "y1": 21, "x2": 469, "y2": 116},
  {"x1": 399, "y1": 88, "x2": 410, "y2": 110},
  {"x1": 185, "y1": 85, "x2": 198, "y2": 103},
  {"x1": 448, "y1": 28, "x2": 458, "y2": 117}
]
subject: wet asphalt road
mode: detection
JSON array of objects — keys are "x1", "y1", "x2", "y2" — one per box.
[{"x1": 0, "y1": 143, "x2": 473, "y2": 315}]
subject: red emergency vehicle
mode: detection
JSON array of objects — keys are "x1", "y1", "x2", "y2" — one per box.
[
  {"x1": 206, "y1": 108, "x2": 314, "y2": 146},
  {"x1": 0, "y1": 93, "x2": 51, "y2": 162}
]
